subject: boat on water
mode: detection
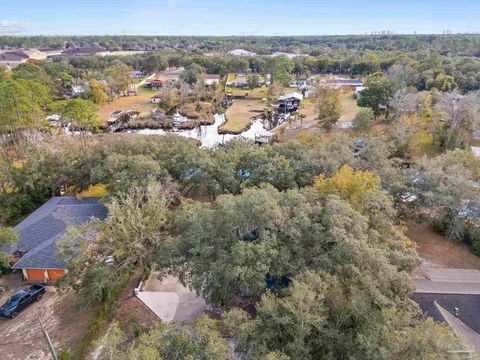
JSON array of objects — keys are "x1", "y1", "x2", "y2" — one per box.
[{"x1": 172, "y1": 110, "x2": 188, "y2": 125}]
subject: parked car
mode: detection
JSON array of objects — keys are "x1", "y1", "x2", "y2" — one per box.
[{"x1": 0, "y1": 284, "x2": 45, "y2": 319}]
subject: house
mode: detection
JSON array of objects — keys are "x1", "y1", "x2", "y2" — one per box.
[
  {"x1": 3, "y1": 196, "x2": 107, "y2": 282},
  {"x1": 60, "y1": 46, "x2": 106, "y2": 57},
  {"x1": 472, "y1": 147, "x2": 480, "y2": 158},
  {"x1": 271, "y1": 51, "x2": 301, "y2": 59},
  {"x1": 204, "y1": 74, "x2": 221, "y2": 86},
  {"x1": 0, "y1": 50, "x2": 30, "y2": 67},
  {"x1": 328, "y1": 79, "x2": 364, "y2": 92},
  {"x1": 355, "y1": 86, "x2": 368, "y2": 97},
  {"x1": 227, "y1": 49, "x2": 256, "y2": 57},
  {"x1": 71, "y1": 85, "x2": 86, "y2": 98},
  {"x1": 131, "y1": 70, "x2": 145, "y2": 79},
  {"x1": 151, "y1": 94, "x2": 162, "y2": 104},
  {"x1": 149, "y1": 79, "x2": 168, "y2": 90},
  {"x1": 278, "y1": 92, "x2": 304, "y2": 112},
  {"x1": 412, "y1": 293, "x2": 478, "y2": 355},
  {"x1": 46, "y1": 114, "x2": 62, "y2": 127}
]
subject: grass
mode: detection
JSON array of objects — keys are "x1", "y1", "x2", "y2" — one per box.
[
  {"x1": 78, "y1": 184, "x2": 107, "y2": 197},
  {"x1": 407, "y1": 221, "x2": 480, "y2": 269},
  {"x1": 226, "y1": 86, "x2": 269, "y2": 100},
  {"x1": 221, "y1": 99, "x2": 265, "y2": 133},
  {"x1": 97, "y1": 94, "x2": 156, "y2": 124},
  {"x1": 137, "y1": 85, "x2": 159, "y2": 95},
  {"x1": 338, "y1": 93, "x2": 361, "y2": 122}
]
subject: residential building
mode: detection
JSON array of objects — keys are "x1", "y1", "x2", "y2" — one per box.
[
  {"x1": 3, "y1": 197, "x2": 107, "y2": 282},
  {"x1": 151, "y1": 94, "x2": 162, "y2": 104},
  {"x1": 227, "y1": 49, "x2": 256, "y2": 56},
  {"x1": 278, "y1": 92, "x2": 304, "y2": 112},
  {"x1": 0, "y1": 50, "x2": 29, "y2": 67},
  {"x1": 204, "y1": 74, "x2": 221, "y2": 86}
]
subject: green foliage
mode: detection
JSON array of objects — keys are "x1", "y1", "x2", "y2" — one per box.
[
  {"x1": 264, "y1": 57, "x2": 294, "y2": 86},
  {"x1": 227, "y1": 270, "x2": 464, "y2": 360},
  {"x1": 0, "y1": 79, "x2": 51, "y2": 133},
  {"x1": 357, "y1": 72, "x2": 394, "y2": 115},
  {"x1": 352, "y1": 108, "x2": 374, "y2": 133},
  {"x1": 62, "y1": 98, "x2": 100, "y2": 132},
  {"x1": 160, "y1": 182, "x2": 418, "y2": 307},
  {"x1": 315, "y1": 87, "x2": 341, "y2": 129},
  {"x1": 101, "y1": 316, "x2": 230, "y2": 360}
]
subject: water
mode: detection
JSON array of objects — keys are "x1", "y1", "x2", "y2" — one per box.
[{"x1": 136, "y1": 114, "x2": 267, "y2": 147}]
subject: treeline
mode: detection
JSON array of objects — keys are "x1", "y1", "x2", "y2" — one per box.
[
  {"x1": 2, "y1": 34, "x2": 480, "y2": 55},
  {"x1": 1, "y1": 133, "x2": 476, "y2": 358}
]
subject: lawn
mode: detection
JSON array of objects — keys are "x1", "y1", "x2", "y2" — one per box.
[
  {"x1": 338, "y1": 93, "x2": 361, "y2": 122},
  {"x1": 226, "y1": 86, "x2": 269, "y2": 100},
  {"x1": 407, "y1": 221, "x2": 480, "y2": 270},
  {"x1": 97, "y1": 94, "x2": 156, "y2": 124},
  {"x1": 221, "y1": 99, "x2": 265, "y2": 133}
]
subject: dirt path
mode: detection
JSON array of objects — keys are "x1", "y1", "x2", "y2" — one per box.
[{"x1": 0, "y1": 274, "x2": 93, "y2": 360}]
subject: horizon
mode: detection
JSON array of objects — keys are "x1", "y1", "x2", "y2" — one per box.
[{"x1": 1, "y1": 0, "x2": 480, "y2": 36}]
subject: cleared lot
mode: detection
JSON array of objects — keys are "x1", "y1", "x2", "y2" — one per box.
[{"x1": 0, "y1": 273, "x2": 93, "y2": 360}]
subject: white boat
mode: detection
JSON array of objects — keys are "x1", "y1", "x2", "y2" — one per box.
[{"x1": 173, "y1": 110, "x2": 187, "y2": 125}]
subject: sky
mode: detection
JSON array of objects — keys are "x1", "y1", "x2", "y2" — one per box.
[{"x1": 0, "y1": 0, "x2": 479, "y2": 36}]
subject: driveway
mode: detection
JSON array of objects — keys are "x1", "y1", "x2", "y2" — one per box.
[
  {"x1": 414, "y1": 265, "x2": 480, "y2": 294},
  {"x1": 136, "y1": 272, "x2": 205, "y2": 322},
  {"x1": 0, "y1": 273, "x2": 92, "y2": 360}
]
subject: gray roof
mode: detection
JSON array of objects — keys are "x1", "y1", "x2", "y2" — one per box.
[{"x1": 8, "y1": 197, "x2": 107, "y2": 270}]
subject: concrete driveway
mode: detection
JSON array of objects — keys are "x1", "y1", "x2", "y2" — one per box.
[
  {"x1": 414, "y1": 265, "x2": 480, "y2": 294},
  {"x1": 136, "y1": 272, "x2": 205, "y2": 322}
]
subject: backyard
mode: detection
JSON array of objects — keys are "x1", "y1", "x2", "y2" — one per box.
[
  {"x1": 97, "y1": 93, "x2": 156, "y2": 125},
  {"x1": 221, "y1": 99, "x2": 265, "y2": 133}
]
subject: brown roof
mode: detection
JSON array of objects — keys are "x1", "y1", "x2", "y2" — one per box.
[
  {"x1": 0, "y1": 51, "x2": 29, "y2": 61},
  {"x1": 207, "y1": 74, "x2": 221, "y2": 80}
]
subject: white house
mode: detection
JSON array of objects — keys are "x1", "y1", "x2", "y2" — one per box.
[
  {"x1": 228, "y1": 49, "x2": 256, "y2": 56},
  {"x1": 151, "y1": 94, "x2": 162, "y2": 104},
  {"x1": 271, "y1": 52, "x2": 301, "y2": 59},
  {"x1": 204, "y1": 74, "x2": 221, "y2": 86}
]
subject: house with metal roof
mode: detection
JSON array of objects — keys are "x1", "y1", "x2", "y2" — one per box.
[{"x1": 3, "y1": 196, "x2": 107, "y2": 282}]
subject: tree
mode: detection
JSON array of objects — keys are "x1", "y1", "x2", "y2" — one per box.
[
  {"x1": 264, "y1": 57, "x2": 294, "y2": 86},
  {"x1": 105, "y1": 61, "x2": 133, "y2": 96},
  {"x1": 247, "y1": 73, "x2": 261, "y2": 89},
  {"x1": 101, "y1": 316, "x2": 230, "y2": 360},
  {"x1": 62, "y1": 99, "x2": 100, "y2": 134},
  {"x1": 0, "y1": 65, "x2": 11, "y2": 82},
  {"x1": 268, "y1": 81, "x2": 283, "y2": 101},
  {"x1": 0, "y1": 226, "x2": 18, "y2": 274},
  {"x1": 159, "y1": 182, "x2": 418, "y2": 307},
  {"x1": 437, "y1": 91, "x2": 480, "y2": 149},
  {"x1": 180, "y1": 63, "x2": 205, "y2": 85},
  {"x1": 59, "y1": 182, "x2": 176, "y2": 306},
  {"x1": 226, "y1": 270, "x2": 464, "y2": 360},
  {"x1": 0, "y1": 79, "x2": 50, "y2": 135},
  {"x1": 352, "y1": 108, "x2": 374, "y2": 133},
  {"x1": 89, "y1": 80, "x2": 109, "y2": 105},
  {"x1": 414, "y1": 150, "x2": 480, "y2": 241},
  {"x1": 315, "y1": 87, "x2": 341, "y2": 129},
  {"x1": 142, "y1": 52, "x2": 168, "y2": 74},
  {"x1": 357, "y1": 72, "x2": 394, "y2": 116},
  {"x1": 13, "y1": 63, "x2": 55, "y2": 93}
]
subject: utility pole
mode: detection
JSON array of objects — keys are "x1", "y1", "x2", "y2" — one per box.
[{"x1": 39, "y1": 317, "x2": 58, "y2": 360}]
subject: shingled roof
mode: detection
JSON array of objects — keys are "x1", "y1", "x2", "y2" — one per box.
[{"x1": 7, "y1": 197, "x2": 107, "y2": 270}]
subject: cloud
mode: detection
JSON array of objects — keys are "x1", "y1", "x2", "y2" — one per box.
[{"x1": 0, "y1": 20, "x2": 30, "y2": 35}]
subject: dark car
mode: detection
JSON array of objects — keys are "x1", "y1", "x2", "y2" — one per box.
[{"x1": 0, "y1": 284, "x2": 45, "y2": 319}]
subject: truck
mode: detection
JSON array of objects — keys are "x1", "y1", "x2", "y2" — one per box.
[{"x1": 0, "y1": 284, "x2": 45, "y2": 319}]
